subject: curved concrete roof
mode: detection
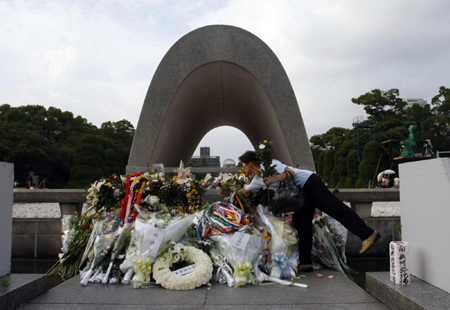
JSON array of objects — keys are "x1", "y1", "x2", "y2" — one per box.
[{"x1": 128, "y1": 25, "x2": 314, "y2": 171}]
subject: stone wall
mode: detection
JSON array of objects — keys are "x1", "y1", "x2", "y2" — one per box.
[
  {"x1": 0, "y1": 162, "x2": 14, "y2": 276},
  {"x1": 400, "y1": 158, "x2": 450, "y2": 293}
]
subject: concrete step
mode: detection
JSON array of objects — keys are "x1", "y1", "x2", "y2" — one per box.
[
  {"x1": 0, "y1": 274, "x2": 51, "y2": 310},
  {"x1": 366, "y1": 272, "x2": 450, "y2": 310}
]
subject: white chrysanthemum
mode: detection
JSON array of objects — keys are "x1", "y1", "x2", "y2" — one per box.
[{"x1": 259, "y1": 144, "x2": 266, "y2": 149}]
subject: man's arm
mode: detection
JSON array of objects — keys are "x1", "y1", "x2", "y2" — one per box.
[{"x1": 263, "y1": 167, "x2": 295, "y2": 186}]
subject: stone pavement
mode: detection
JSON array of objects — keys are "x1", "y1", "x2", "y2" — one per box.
[{"x1": 17, "y1": 269, "x2": 387, "y2": 310}]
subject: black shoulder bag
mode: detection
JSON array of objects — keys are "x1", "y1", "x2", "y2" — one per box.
[{"x1": 270, "y1": 170, "x2": 307, "y2": 216}]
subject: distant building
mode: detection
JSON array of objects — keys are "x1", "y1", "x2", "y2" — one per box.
[
  {"x1": 200, "y1": 147, "x2": 210, "y2": 157},
  {"x1": 191, "y1": 147, "x2": 220, "y2": 167},
  {"x1": 403, "y1": 98, "x2": 428, "y2": 109},
  {"x1": 223, "y1": 158, "x2": 236, "y2": 167}
]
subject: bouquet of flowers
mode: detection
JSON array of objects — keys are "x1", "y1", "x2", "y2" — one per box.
[
  {"x1": 209, "y1": 248, "x2": 235, "y2": 287},
  {"x1": 255, "y1": 205, "x2": 298, "y2": 279},
  {"x1": 47, "y1": 213, "x2": 95, "y2": 279},
  {"x1": 312, "y1": 213, "x2": 352, "y2": 279},
  {"x1": 80, "y1": 227, "x2": 119, "y2": 286},
  {"x1": 122, "y1": 212, "x2": 196, "y2": 287},
  {"x1": 252, "y1": 255, "x2": 307, "y2": 288},
  {"x1": 214, "y1": 172, "x2": 248, "y2": 198},
  {"x1": 86, "y1": 174, "x2": 125, "y2": 214},
  {"x1": 210, "y1": 225, "x2": 265, "y2": 287},
  {"x1": 101, "y1": 223, "x2": 132, "y2": 284},
  {"x1": 61, "y1": 215, "x2": 77, "y2": 253}
]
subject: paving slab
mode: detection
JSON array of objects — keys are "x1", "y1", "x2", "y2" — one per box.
[
  {"x1": 18, "y1": 269, "x2": 387, "y2": 310},
  {"x1": 366, "y1": 271, "x2": 450, "y2": 310}
]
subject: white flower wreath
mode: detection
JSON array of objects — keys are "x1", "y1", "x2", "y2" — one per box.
[{"x1": 153, "y1": 244, "x2": 213, "y2": 290}]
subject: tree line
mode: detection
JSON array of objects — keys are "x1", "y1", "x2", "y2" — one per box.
[
  {"x1": 310, "y1": 86, "x2": 449, "y2": 188},
  {"x1": 0, "y1": 104, "x2": 134, "y2": 188},
  {"x1": 2, "y1": 86, "x2": 448, "y2": 189}
]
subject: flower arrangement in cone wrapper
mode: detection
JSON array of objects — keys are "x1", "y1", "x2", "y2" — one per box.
[{"x1": 49, "y1": 145, "x2": 350, "y2": 291}]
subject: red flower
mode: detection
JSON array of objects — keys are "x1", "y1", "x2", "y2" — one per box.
[
  {"x1": 84, "y1": 224, "x2": 90, "y2": 230},
  {"x1": 217, "y1": 182, "x2": 222, "y2": 187}
]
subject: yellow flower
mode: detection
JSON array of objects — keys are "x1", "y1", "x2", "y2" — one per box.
[
  {"x1": 263, "y1": 140, "x2": 267, "y2": 143},
  {"x1": 93, "y1": 214, "x2": 100, "y2": 218},
  {"x1": 104, "y1": 183, "x2": 113, "y2": 187}
]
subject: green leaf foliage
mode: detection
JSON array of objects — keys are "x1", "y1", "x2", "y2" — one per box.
[
  {"x1": 322, "y1": 149, "x2": 336, "y2": 183},
  {"x1": 329, "y1": 152, "x2": 340, "y2": 188},
  {"x1": 66, "y1": 134, "x2": 107, "y2": 188},
  {"x1": 0, "y1": 104, "x2": 134, "y2": 188},
  {"x1": 316, "y1": 152, "x2": 325, "y2": 178},
  {"x1": 345, "y1": 150, "x2": 357, "y2": 188},
  {"x1": 355, "y1": 140, "x2": 382, "y2": 188},
  {"x1": 336, "y1": 139, "x2": 353, "y2": 188}
]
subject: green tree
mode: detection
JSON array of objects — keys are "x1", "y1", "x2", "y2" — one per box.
[
  {"x1": 105, "y1": 148, "x2": 123, "y2": 175},
  {"x1": 200, "y1": 157, "x2": 209, "y2": 167},
  {"x1": 97, "y1": 146, "x2": 110, "y2": 177},
  {"x1": 424, "y1": 86, "x2": 450, "y2": 152},
  {"x1": 329, "y1": 151, "x2": 340, "y2": 188},
  {"x1": 352, "y1": 89, "x2": 406, "y2": 123},
  {"x1": 337, "y1": 139, "x2": 353, "y2": 188},
  {"x1": 188, "y1": 158, "x2": 198, "y2": 167},
  {"x1": 355, "y1": 140, "x2": 382, "y2": 188},
  {"x1": 345, "y1": 150, "x2": 357, "y2": 188},
  {"x1": 66, "y1": 134, "x2": 105, "y2": 189},
  {"x1": 310, "y1": 127, "x2": 352, "y2": 162},
  {"x1": 316, "y1": 152, "x2": 325, "y2": 178},
  {"x1": 352, "y1": 89, "x2": 411, "y2": 143},
  {"x1": 322, "y1": 149, "x2": 336, "y2": 183}
]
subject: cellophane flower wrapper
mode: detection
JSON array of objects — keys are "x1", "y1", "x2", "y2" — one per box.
[
  {"x1": 324, "y1": 214, "x2": 348, "y2": 264},
  {"x1": 129, "y1": 212, "x2": 196, "y2": 288},
  {"x1": 210, "y1": 227, "x2": 265, "y2": 287},
  {"x1": 210, "y1": 228, "x2": 265, "y2": 268},
  {"x1": 311, "y1": 214, "x2": 352, "y2": 279},
  {"x1": 80, "y1": 226, "x2": 118, "y2": 286},
  {"x1": 133, "y1": 212, "x2": 196, "y2": 263},
  {"x1": 119, "y1": 229, "x2": 138, "y2": 285},
  {"x1": 80, "y1": 215, "x2": 120, "y2": 270},
  {"x1": 252, "y1": 255, "x2": 307, "y2": 288},
  {"x1": 255, "y1": 205, "x2": 296, "y2": 278},
  {"x1": 61, "y1": 215, "x2": 77, "y2": 253},
  {"x1": 101, "y1": 223, "x2": 132, "y2": 284},
  {"x1": 209, "y1": 248, "x2": 235, "y2": 287}
]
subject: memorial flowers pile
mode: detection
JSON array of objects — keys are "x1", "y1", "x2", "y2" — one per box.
[{"x1": 49, "y1": 144, "x2": 351, "y2": 291}]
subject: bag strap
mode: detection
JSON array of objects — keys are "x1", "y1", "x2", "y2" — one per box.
[{"x1": 278, "y1": 170, "x2": 296, "y2": 189}]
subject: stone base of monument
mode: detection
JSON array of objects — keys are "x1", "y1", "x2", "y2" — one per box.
[
  {"x1": 366, "y1": 272, "x2": 450, "y2": 310},
  {"x1": 0, "y1": 274, "x2": 51, "y2": 310}
]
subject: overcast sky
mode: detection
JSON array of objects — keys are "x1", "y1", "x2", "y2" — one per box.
[{"x1": 2, "y1": 0, "x2": 449, "y2": 165}]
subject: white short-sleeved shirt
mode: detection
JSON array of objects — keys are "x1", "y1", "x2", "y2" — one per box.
[{"x1": 245, "y1": 159, "x2": 313, "y2": 192}]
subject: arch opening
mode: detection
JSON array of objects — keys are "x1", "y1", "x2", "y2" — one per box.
[
  {"x1": 193, "y1": 126, "x2": 253, "y2": 166},
  {"x1": 150, "y1": 61, "x2": 292, "y2": 166}
]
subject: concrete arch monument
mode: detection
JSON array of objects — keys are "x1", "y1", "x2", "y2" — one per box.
[{"x1": 127, "y1": 25, "x2": 314, "y2": 172}]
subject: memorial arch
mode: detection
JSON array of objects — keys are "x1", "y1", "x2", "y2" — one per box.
[{"x1": 127, "y1": 25, "x2": 315, "y2": 172}]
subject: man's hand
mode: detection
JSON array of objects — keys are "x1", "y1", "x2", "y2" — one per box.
[{"x1": 264, "y1": 176, "x2": 276, "y2": 186}]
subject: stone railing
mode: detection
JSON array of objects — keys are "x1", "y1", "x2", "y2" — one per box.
[
  {"x1": 332, "y1": 188, "x2": 399, "y2": 218},
  {"x1": 13, "y1": 188, "x2": 400, "y2": 219}
]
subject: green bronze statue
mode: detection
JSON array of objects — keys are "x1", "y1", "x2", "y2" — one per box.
[{"x1": 400, "y1": 125, "x2": 418, "y2": 157}]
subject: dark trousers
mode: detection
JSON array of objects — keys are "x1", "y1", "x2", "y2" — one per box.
[{"x1": 292, "y1": 174, "x2": 374, "y2": 265}]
